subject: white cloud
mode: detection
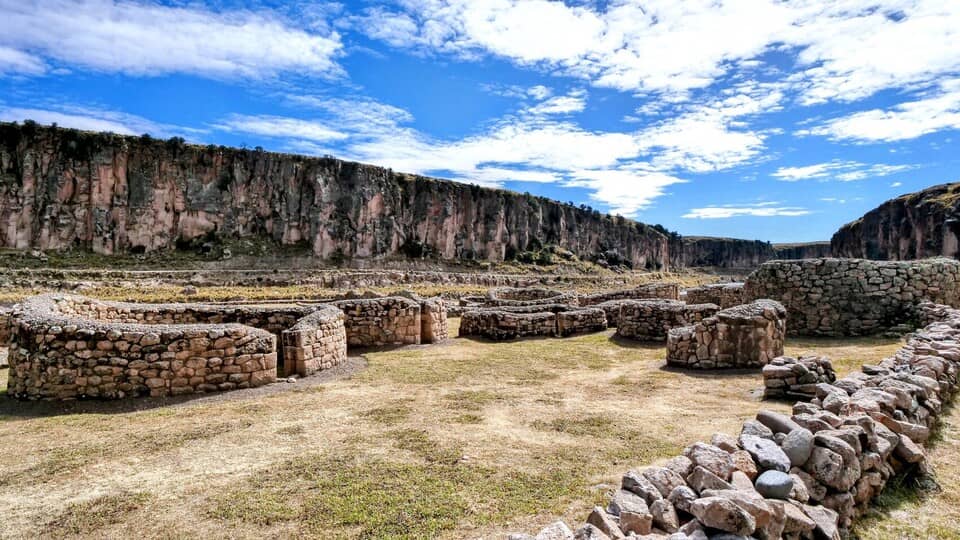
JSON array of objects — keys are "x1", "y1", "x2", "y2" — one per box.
[
  {"x1": 525, "y1": 90, "x2": 587, "y2": 116},
  {"x1": 527, "y1": 85, "x2": 553, "y2": 100},
  {"x1": 0, "y1": 0, "x2": 342, "y2": 79},
  {"x1": 683, "y1": 202, "x2": 812, "y2": 219},
  {"x1": 0, "y1": 46, "x2": 45, "y2": 75},
  {"x1": 354, "y1": 0, "x2": 960, "y2": 105},
  {"x1": 772, "y1": 160, "x2": 914, "y2": 181},
  {"x1": 800, "y1": 80, "x2": 960, "y2": 142},
  {"x1": 214, "y1": 115, "x2": 348, "y2": 143},
  {"x1": 0, "y1": 105, "x2": 199, "y2": 138},
  {"x1": 891, "y1": 182, "x2": 903, "y2": 187}
]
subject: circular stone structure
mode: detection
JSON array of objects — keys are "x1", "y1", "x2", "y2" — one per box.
[
  {"x1": 616, "y1": 300, "x2": 720, "y2": 341},
  {"x1": 7, "y1": 294, "x2": 349, "y2": 400}
]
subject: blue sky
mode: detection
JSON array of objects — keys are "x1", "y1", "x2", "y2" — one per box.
[{"x1": 1, "y1": 0, "x2": 958, "y2": 242}]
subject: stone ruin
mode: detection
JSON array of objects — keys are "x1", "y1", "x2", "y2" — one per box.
[
  {"x1": 578, "y1": 282, "x2": 681, "y2": 305},
  {"x1": 4, "y1": 292, "x2": 447, "y2": 400},
  {"x1": 517, "y1": 301, "x2": 960, "y2": 540},
  {"x1": 666, "y1": 300, "x2": 787, "y2": 369},
  {"x1": 763, "y1": 356, "x2": 837, "y2": 401},
  {"x1": 616, "y1": 300, "x2": 719, "y2": 342},
  {"x1": 459, "y1": 304, "x2": 607, "y2": 340},
  {"x1": 684, "y1": 283, "x2": 745, "y2": 309},
  {"x1": 744, "y1": 257, "x2": 960, "y2": 336}
]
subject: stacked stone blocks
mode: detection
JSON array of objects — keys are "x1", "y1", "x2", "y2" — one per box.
[
  {"x1": 666, "y1": 300, "x2": 787, "y2": 369},
  {"x1": 763, "y1": 356, "x2": 837, "y2": 400},
  {"x1": 685, "y1": 282, "x2": 746, "y2": 308},
  {"x1": 616, "y1": 300, "x2": 720, "y2": 342},
  {"x1": 744, "y1": 257, "x2": 960, "y2": 336}
]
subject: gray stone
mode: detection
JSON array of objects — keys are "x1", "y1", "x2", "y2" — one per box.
[
  {"x1": 622, "y1": 470, "x2": 664, "y2": 505},
  {"x1": 689, "y1": 496, "x2": 756, "y2": 536},
  {"x1": 586, "y1": 507, "x2": 624, "y2": 539},
  {"x1": 739, "y1": 434, "x2": 791, "y2": 472},
  {"x1": 607, "y1": 489, "x2": 649, "y2": 517},
  {"x1": 533, "y1": 522, "x2": 575, "y2": 540},
  {"x1": 740, "y1": 419, "x2": 774, "y2": 440},
  {"x1": 781, "y1": 428, "x2": 814, "y2": 466},
  {"x1": 754, "y1": 470, "x2": 793, "y2": 499},
  {"x1": 756, "y1": 410, "x2": 802, "y2": 434}
]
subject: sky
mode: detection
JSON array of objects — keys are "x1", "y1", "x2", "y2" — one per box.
[{"x1": 1, "y1": 1, "x2": 958, "y2": 243}]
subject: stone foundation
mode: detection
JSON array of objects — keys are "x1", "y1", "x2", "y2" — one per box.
[
  {"x1": 666, "y1": 300, "x2": 786, "y2": 369},
  {"x1": 330, "y1": 297, "x2": 421, "y2": 347},
  {"x1": 763, "y1": 356, "x2": 837, "y2": 400},
  {"x1": 616, "y1": 300, "x2": 719, "y2": 342},
  {"x1": 8, "y1": 294, "x2": 281, "y2": 400},
  {"x1": 518, "y1": 303, "x2": 960, "y2": 540},
  {"x1": 485, "y1": 287, "x2": 577, "y2": 307},
  {"x1": 579, "y1": 282, "x2": 681, "y2": 305},
  {"x1": 685, "y1": 282, "x2": 745, "y2": 308},
  {"x1": 459, "y1": 304, "x2": 607, "y2": 340},
  {"x1": 744, "y1": 257, "x2": 960, "y2": 336}
]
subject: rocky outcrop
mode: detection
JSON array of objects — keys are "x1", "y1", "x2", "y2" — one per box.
[
  {"x1": 774, "y1": 242, "x2": 831, "y2": 260},
  {"x1": 0, "y1": 123, "x2": 671, "y2": 269},
  {"x1": 831, "y1": 182, "x2": 960, "y2": 260},
  {"x1": 681, "y1": 237, "x2": 777, "y2": 269}
]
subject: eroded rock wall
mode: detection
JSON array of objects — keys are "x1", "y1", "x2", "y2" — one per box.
[
  {"x1": 831, "y1": 182, "x2": 960, "y2": 260},
  {"x1": 0, "y1": 123, "x2": 671, "y2": 269}
]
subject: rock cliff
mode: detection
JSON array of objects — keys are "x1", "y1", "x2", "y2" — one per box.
[
  {"x1": 772, "y1": 241, "x2": 831, "y2": 260},
  {"x1": 0, "y1": 123, "x2": 671, "y2": 269},
  {"x1": 680, "y1": 237, "x2": 776, "y2": 268},
  {"x1": 831, "y1": 183, "x2": 960, "y2": 260}
]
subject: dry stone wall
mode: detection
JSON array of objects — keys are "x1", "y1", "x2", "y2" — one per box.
[
  {"x1": 330, "y1": 297, "x2": 421, "y2": 347},
  {"x1": 685, "y1": 283, "x2": 745, "y2": 309},
  {"x1": 459, "y1": 304, "x2": 607, "y2": 340},
  {"x1": 517, "y1": 303, "x2": 960, "y2": 540},
  {"x1": 280, "y1": 307, "x2": 347, "y2": 377},
  {"x1": 763, "y1": 356, "x2": 837, "y2": 400},
  {"x1": 744, "y1": 257, "x2": 960, "y2": 336},
  {"x1": 616, "y1": 300, "x2": 719, "y2": 342},
  {"x1": 666, "y1": 300, "x2": 787, "y2": 369},
  {"x1": 579, "y1": 283, "x2": 681, "y2": 305},
  {"x1": 485, "y1": 287, "x2": 578, "y2": 307},
  {"x1": 8, "y1": 294, "x2": 278, "y2": 399}
]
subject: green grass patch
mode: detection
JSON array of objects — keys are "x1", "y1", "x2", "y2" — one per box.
[
  {"x1": 43, "y1": 491, "x2": 152, "y2": 537},
  {"x1": 209, "y1": 452, "x2": 592, "y2": 539}
]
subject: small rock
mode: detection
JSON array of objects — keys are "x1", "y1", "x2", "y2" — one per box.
[
  {"x1": 607, "y1": 489, "x2": 649, "y2": 517},
  {"x1": 755, "y1": 470, "x2": 794, "y2": 499},
  {"x1": 683, "y1": 442, "x2": 733, "y2": 480},
  {"x1": 741, "y1": 419, "x2": 774, "y2": 440},
  {"x1": 532, "y1": 522, "x2": 574, "y2": 540},
  {"x1": 739, "y1": 434, "x2": 791, "y2": 472},
  {"x1": 619, "y1": 510, "x2": 653, "y2": 535},
  {"x1": 668, "y1": 485, "x2": 698, "y2": 514},
  {"x1": 574, "y1": 524, "x2": 612, "y2": 540},
  {"x1": 622, "y1": 470, "x2": 663, "y2": 505},
  {"x1": 686, "y1": 465, "x2": 733, "y2": 493},
  {"x1": 756, "y1": 410, "x2": 802, "y2": 434},
  {"x1": 782, "y1": 428, "x2": 814, "y2": 466},
  {"x1": 689, "y1": 496, "x2": 756, "y2": 536},
  {"x1": 586, "y1": 507, "x2": 624, "y2": 539},
  {"x1": 651, "y1": 499, "x2": 679, "y2": 533}
]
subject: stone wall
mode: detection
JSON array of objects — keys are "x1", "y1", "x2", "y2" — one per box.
[
  {"x1": 744, "y1": 257, "x2": 960, "y2": 336},
  {"x1": 418, "y1": 297, "x2": 448, "y2": 343},
  {"x1": 459, "y1": 304, "x2": 607, "y2": 340},
  {"x1": 280, "y1": 307, "x2": 348, "y2": 377},
  {"x1": 8, "y1": 294, "x2": 278, "y2": 399},
  {"x1": 763, "y1": 356, "x2": 837, "y2": 400},
  {"x1": 459, "y1": 310, "x2": 558, "y2": 340},
  {"x1": 579, "y1": 283, "x2": 681, "y2": 305},
  {"x1": 485, "y1": 287, "x2": 578, "y2": 307},
  {"x1": 518, "y1": 303, "x2": 960, "y2": 540},
  {"x1": 616, "y1": 300, "x2": 719, "y2": 342},
  {"x1": 330, "y1": 297, "x2": 421, "y2": 347},
  {"x1": 684, "y1": 283, "x2": 745, "y2": 309},
  {"x1": 557, "y1": 308, "x2": 608, "y2": 337},
  {"x1": 666, "y1": 300, "x2": 787, "y2": 369}
]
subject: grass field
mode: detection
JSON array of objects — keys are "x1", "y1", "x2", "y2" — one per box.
[{"x1": 0, "y1": 319, "x2": 943, "y2": 539}]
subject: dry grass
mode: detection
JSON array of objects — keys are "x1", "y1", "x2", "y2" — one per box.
[{"x1": 0, "y1": 321, "x2": 933, "y2": 539}]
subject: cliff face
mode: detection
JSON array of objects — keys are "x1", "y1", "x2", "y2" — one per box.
[
  {"x1": 680, "y1": 237, "x2": 776, "y2": 268},
  {"x1": 831, "y1": 183, "x2": 960, "y2": 260},
  {"x1": 773, "y1": 242, "x2": 832, "y2": 260},
  {"x1": 0, "y1": 123, "x2": 671, "y2": 269}
]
